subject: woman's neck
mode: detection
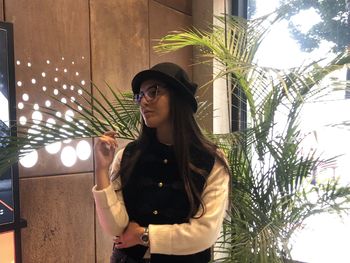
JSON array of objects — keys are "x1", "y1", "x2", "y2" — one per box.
[{"x1": 156, "y1": 125, "x2": 173, "y2": 145}]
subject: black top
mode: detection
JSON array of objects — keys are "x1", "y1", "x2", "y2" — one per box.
[{"x1": 118, "y1": 138, "x2": 215, "y2": 263}]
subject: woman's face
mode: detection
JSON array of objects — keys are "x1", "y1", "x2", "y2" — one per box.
[{"x1": 138, "y1": 79, "x2": 171, "y2": 130}]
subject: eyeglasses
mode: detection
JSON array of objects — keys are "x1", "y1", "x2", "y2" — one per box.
[{"x1": 133, "y1": 84, "x2": 163, "y2": 104}]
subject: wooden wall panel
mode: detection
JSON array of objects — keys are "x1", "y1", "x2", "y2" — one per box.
[
  {"x1": 90, "y1": 0, "x2": 149, "y2": 96},
  {"x1": 5, "y1": 0, "x2": 93, "y2": 176},
  {"x1": 154, "y1": 0, "x2": 192, "y2": 15},
  {"x1": 150, "y1": 0, "x2": 193, "y2": 77},
  {"x1": 95, "y1": 139, "x2": 131, "y2": 263},
  {"x1": 192, "y1": 0, "x2": 214, "y2": 132},
  {"x1": 20, "y1": 173, "x2": 95, "y2": 263},
  {"x1": 0, "y1": 1, "x2": 3, "y2": 21}
]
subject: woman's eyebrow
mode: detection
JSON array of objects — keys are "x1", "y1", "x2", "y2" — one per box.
[{"x1": 140, "y1": 83, "x2": 159, "y2": 92}]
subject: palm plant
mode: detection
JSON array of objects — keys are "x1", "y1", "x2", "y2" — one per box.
[
  {"x1": 154, "y1": 6, "x2": 350, "y2": 263},
  {"x1": 1, "y1": 4, "x2": 350, "y2": 263},
  {"x1": 0, "y1": 82, "x2": 211, "y2": 175}
]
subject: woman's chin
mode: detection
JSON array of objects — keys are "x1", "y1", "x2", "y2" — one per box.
[{"x1": 144, "y1": 120, "x2": 157, "y2": 128}]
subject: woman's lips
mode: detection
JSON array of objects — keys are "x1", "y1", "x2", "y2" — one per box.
[{"x1": 142, "y1": 110, "x2": 153, "y2": 117}]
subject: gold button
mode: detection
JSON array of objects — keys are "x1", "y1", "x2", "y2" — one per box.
[
  {"x1": 153, "y1": 210, "x2": 158, "y2": 215},
  {"x1": 158, "y1": 182, "x2": 163, "y2": 188},
  {"x1": 163, "y1": 159, "x2": 168, "y2": 164}
]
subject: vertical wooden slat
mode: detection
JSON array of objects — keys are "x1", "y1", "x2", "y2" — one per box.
[
  {"x1": 149, "y1": 0, "x2": 193, "y2": 76},
  {"x1": 90, "y1": 0, "x2": 149, "y2": 261},
  {"x1": 0, "y1": 0, "x2": 3, "y2": 21},
  {"x1": 90, "y1": 0, "x2": 149, "y2": 96}
]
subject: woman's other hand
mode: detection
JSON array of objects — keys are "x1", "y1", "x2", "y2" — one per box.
[
  {"x1": 94, "y1": 131, "x2": 118, "y2": 190},
  {"x1": 113, "y1": 222, "x2": 145, "y2": 249}
]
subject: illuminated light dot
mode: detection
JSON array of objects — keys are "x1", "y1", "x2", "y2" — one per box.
[
  {"x1": 76, "y1": 140, "x2": 91, "y2": 161},
  {"x1": 56, "y1": 112, "x2": 62, "y2": 118},
  {"x1": 78, "y1": 105, "x2": 82, "y2": 111},
  {"x1": 17, "y1": 81, "x2": 22, "y2": 87},
  {"x1": 19, "y1": 150, "x2": 38, "y2": 168},
  {"x1": 46, "y1": 60, "x2": 50, "y2": 64},
  {"x1": 80, "y1": 80, "x2": 85, "y2": 85},
  {"x1": 70, "y1": 96, "x2": 76, "y2": 102},
  {"x1": 55, "y1": 68, "x2": 59, "y2": 71},
  {"x1": 54, "y1": 77, "x2": 58, "y2": 82},
  {"x1": 33, "y1": 103, "x2": 39, "y2": 110},
  {"x1": 45, "y1": 141, "x2": 62, "y2": 154},
  {"x1": 63, "y1": 139, "x2": 72, "y2": 144},
  {"x1": 27, "y1": 62, "x2": 32, "y2": 67},
  {"x1": 46, "y1": 118, "x2": 56, "y2": 128},
  {"x1": 65, "y1": 109, "x2": 74, "y2": 122},
  {"x1": 72, "y1": 61, "x2": 75, "y2": 65},
  {"x1": 18, "y1": 102, "x2": 24, "y2": 109},
  {"x1": 61, "y1": 146, "x2": 77, "y2": 167},
  {"x1": 62, "y1": 57, "x2": 65, "y2": 60},
  {"x1": 78, "y1": 89, "x2": 83, "y2": 95},
  {"x1": 45, "y1": 100, "x2": 51, "y2": 107},
  {"x1": 54, "y1": 89, "x2": 59, "y2": 95},
  {"x1": 42, "y1": 86, "x2": 47, "y2": 91},
  {"x1": 32, "y1": 111, "x2": 43, "y2": 124},
  {"x1": 62, "y1": 84, "x2": 67, "y2": 89},
  {"x1": 19, "y1": 116, "x2": 27, "y2": 125},
  {"x1": 82, "y1": 56, "x2": 85, "y2": 59},
  {"x1": 28, "y1": 125, "x2": 41, "y2": 135},
  {"x1": 70, "y1": 85, "x2": 74, "y2": 90},
  {"x1": 31, "y1": 78, "x2": 36, "y2": 84},
  {"x1": 64, "y1": 68, "x2": 68, "y2": 73},
  {"x1": 41, "y1": 72, "x2": 46, "y2": 77},
  {"x1": 22, "y1": 93, "x2": 29, "y2": 101},
  {"x1": 16, "y1": 60, "x2": 21, "y2": 65},
  {"x1": 62, "y1": 125, "x2": 72, "y2": 135},
  {"x1": 79, "y1": 120, "x2": 87, "y2": 126},
  {"x1": 61, "y1": 97, "x2": 67, "y2": 104},
  {"x1": 75, "y1": 72, "x2": 79, "y2": 76}
]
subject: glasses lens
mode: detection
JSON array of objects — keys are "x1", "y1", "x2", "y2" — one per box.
[
  {"x1": 133, "y1": 93, "x2": 143, "y2": 104},
  {"x1": 145, "y1": 85, "x2": 158, "y2": 100},
  {"x1": 134, "y1": 85, "x2": 160, "y2": 104}
]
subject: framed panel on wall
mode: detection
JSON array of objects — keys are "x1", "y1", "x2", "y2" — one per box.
[{"x1": 0, "y1": 21, "x2": 26, "y2": 263}]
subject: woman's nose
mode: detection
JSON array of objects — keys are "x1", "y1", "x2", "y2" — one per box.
[{"x1": 140, "y1": 95, "x2": 149, "y2": 106}]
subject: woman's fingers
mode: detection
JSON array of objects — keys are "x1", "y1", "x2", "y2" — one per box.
[
  {"x1": 100, "y1": 135, "x2": 118, "y2": 149},
  {"x1": 104, "y1": 130, "x2": 117, "y2": 137},
  {"x1": 113, "y1": 236, "x2": 126, "y2": 248}
]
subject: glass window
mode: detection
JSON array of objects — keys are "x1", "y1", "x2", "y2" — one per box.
[{"x1": 247, "y1": 0, "x2": 350, "y2": 262}]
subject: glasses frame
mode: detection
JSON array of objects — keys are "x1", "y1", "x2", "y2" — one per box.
[{"x1": 133, "y1": 84, "x2": 164, "y2": 105}]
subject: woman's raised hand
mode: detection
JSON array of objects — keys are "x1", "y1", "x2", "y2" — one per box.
[{"x1": 94, "y1": 131, "x2": 118, "y2": 190}]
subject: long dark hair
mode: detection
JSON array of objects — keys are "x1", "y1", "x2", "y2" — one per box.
[{"x1": 117, "y1": 85, "x2": 230, "y2": 219}]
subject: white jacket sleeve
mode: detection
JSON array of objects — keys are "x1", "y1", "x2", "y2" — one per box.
[
  {"x1": 148, "y1": 159, "x2": 230, "y2": 255},
  {"x1": 92, "y1": 148, "x2": 129, "y2": 236}
]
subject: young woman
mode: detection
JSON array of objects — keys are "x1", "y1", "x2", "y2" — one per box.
[{"x1": 92, "y1": 62, "x2": 230, "y2": 263}]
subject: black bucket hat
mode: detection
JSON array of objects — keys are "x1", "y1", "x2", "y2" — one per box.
[{"x1": 131, "y1": 62, "x2": 198, "y2": 112}]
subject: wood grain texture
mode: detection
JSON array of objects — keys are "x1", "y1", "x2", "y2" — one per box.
[
  {"x1": 192, "y1": 0, "x2": 214, "y2": 132},
  {"x1": 150, "y1": 0, "x2": 193, "y2": 78},
  {"x1": 20, "y1": 173, "x2": 95, "y2": 263},
  {"x1": 90, "y1": 0, "x2": 149, "y2": 95},
  {"x1": 0, "y1": 1, "x2": 3, "y2": 21},
  {"x1": 154, "y1": 0, "x2": 192, "y2": 15}
]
